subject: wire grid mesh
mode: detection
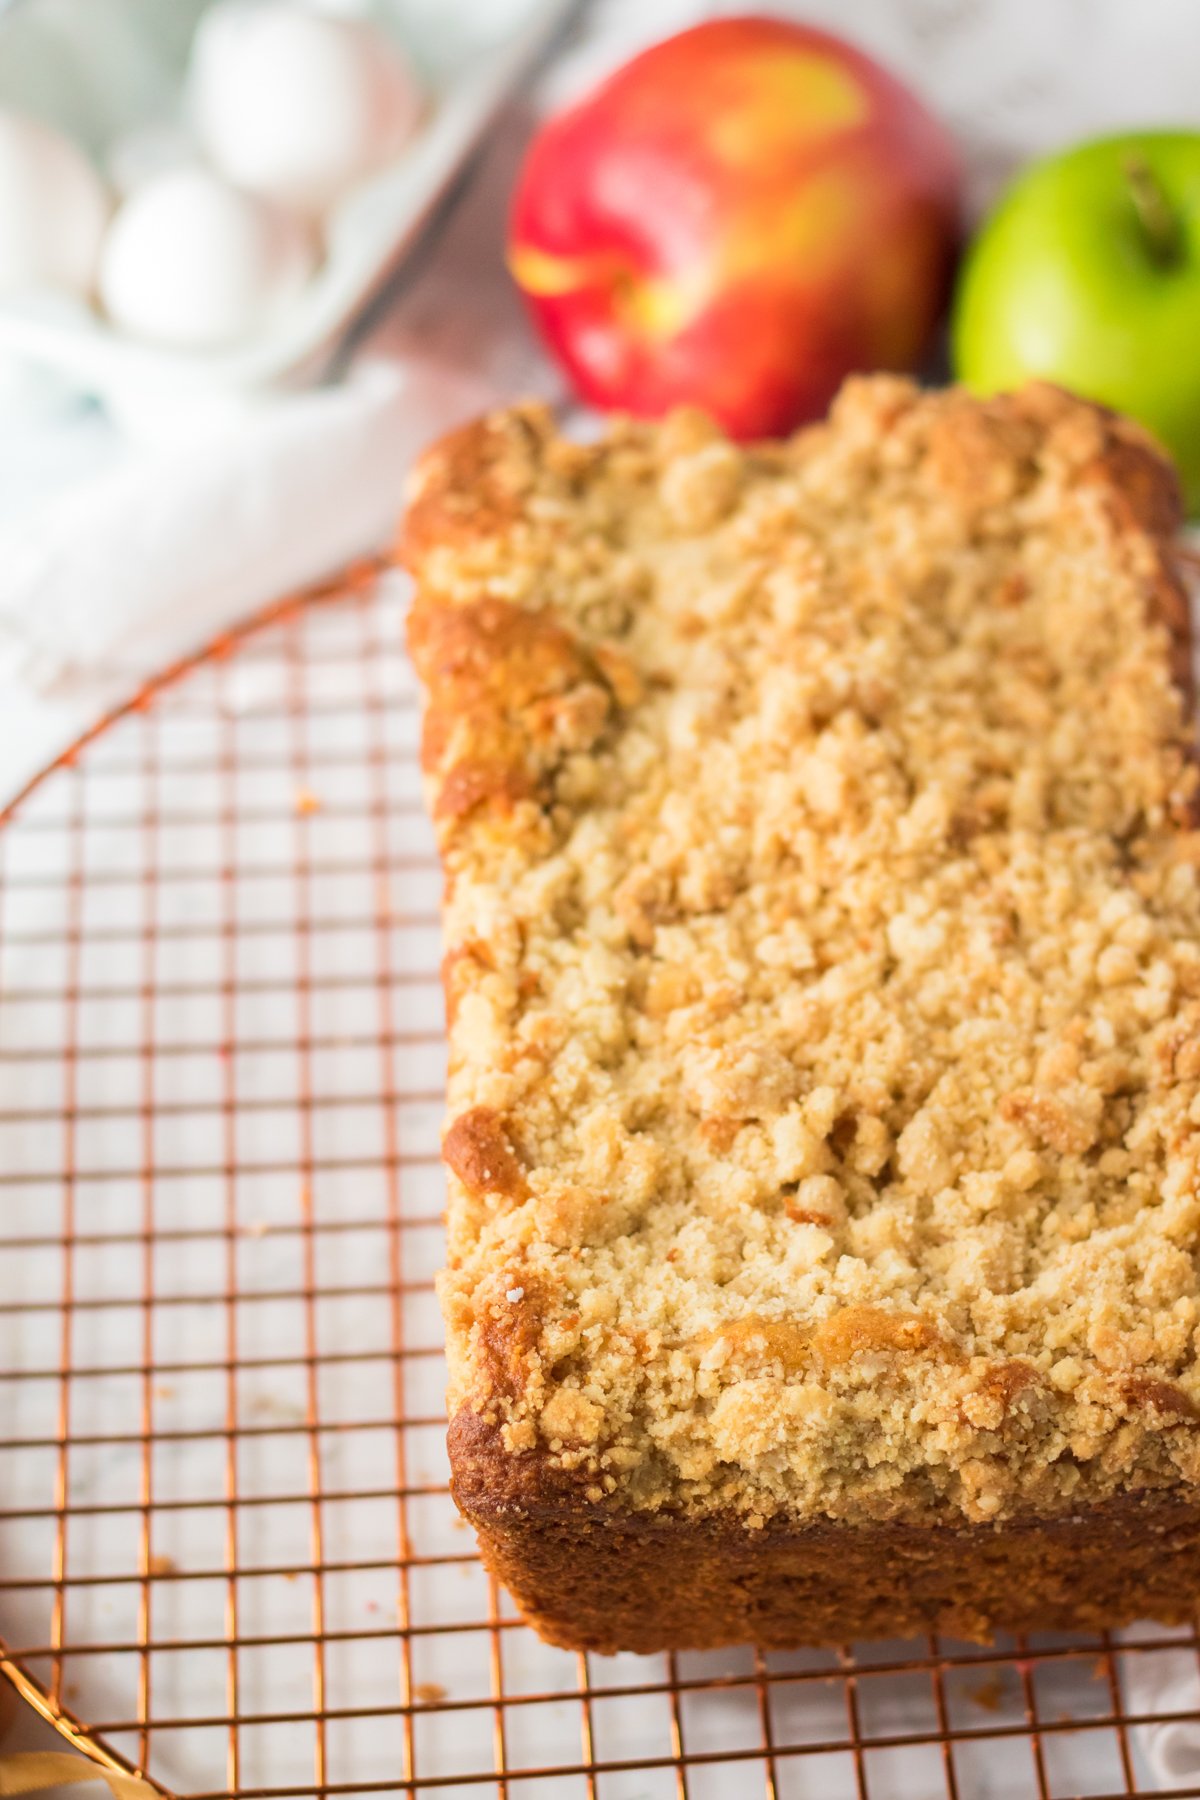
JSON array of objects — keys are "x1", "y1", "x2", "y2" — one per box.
[{"x1": 0, "y1": 564, "x2": 1198, "y2": 1800}]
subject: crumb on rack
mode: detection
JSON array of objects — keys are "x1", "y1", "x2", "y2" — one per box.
[{"x1": 968, "y1": 1674, "x2": 1007, "y2": 1713}]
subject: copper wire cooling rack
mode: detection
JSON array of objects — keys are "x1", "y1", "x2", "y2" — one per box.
[{"x1": 1, "y1": 563, "x2": 1200, "y2": 1800}]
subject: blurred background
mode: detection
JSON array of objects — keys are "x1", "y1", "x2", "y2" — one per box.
[{"x1": 0, "y1": 0, "x2": 1197, "y2": 810}]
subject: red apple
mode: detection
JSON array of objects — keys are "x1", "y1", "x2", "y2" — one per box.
[{"x1": 509, "y1": 16, "x2": 962, "y2": 437}]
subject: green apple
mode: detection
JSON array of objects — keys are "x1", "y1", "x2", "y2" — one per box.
[{"x1": 952, "y1": 131, "x2": 1200, "y2": 510}]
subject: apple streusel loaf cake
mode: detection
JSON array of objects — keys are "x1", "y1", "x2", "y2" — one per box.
[{"x1": 402, "y1": 376, "x2": 1200, "y2": 1650}]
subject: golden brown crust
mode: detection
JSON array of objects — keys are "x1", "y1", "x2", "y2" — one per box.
[
  {"x1": 1082, "y1": 431, "x2": 1196, "y2": 744},
  {"x1": 400, "y1": 408, "x2": 549, "y2": 573},
  {"x1": 1084, "y1": 432, "x2": 1184, "y2": 540},
  {"x1": 442, "y1": 1106, "x2": 527, "y2": 1201},
  {"x1": 452, "y1": 1405, "x2": 1200, "y2": 1652},
  {"x1": 406, "y1": 593, "x2": 614, "y2": 829},
  {"x1": 405, "y1": 377, "x2": 1200, "y2": 1629},
  {"x1": 498, "y1": 1511, "x2": 1200, "y2": 1653}
]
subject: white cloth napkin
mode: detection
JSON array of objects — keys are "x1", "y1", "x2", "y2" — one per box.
[
  {"x1": 0, "y1": 358, "x2": 490, "y2": 797},
  {"x1": 0, "y1": 361, "x2": 485, "y2": 694},
  {"x1": 0, "y1": 364, "x2": 504, "y2": 800}
]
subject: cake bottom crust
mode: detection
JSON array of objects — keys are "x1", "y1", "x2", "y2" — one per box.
[{"x1": 450, "y1": 1417, "x2": 1200, "y2": 1653}]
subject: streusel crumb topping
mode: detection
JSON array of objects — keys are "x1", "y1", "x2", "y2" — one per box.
[{"x1": 403, "y1": 377, "x2": 1200, "y2": 1527}]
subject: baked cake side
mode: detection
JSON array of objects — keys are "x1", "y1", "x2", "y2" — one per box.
[{"x1": 401, "y1": 377, "x2": 1200, "y2": 1650}]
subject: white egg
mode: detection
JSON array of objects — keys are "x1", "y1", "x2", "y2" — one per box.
[
  {"x1": 0, "y1": 108, "x2": 110, "y2": 297},
  {"x1": 99, "y1": 167, "x2": 316, "y2": 350},
  {"x1": 189, "y1": 2, "x2": 423, "y2": 214}
]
